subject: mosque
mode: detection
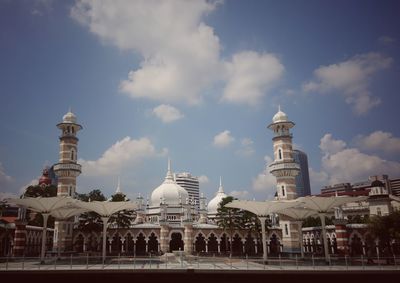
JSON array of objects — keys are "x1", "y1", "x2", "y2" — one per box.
[{"x1": 1, "y1": 108, "x2": 399, "y2": 258}]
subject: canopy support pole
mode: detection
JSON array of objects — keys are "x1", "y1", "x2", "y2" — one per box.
[
  {"x1": 319, "y1": 213, "x2": 329, "y2": 263},
  {"x1": 259, "y1": 216, "x2": 268, "y2": 263},
  {"x1": 101, "y1": 217, "x2": 109, "y2": 264},
  {"x1": 41, "y1": 213, "x2": 50, "y2": 263}
]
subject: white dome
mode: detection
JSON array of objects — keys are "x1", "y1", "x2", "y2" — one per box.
[
  {"x1": 150, "y1": 160, "x2": 189, "y2": 206},
  {"x1": 63, "y1": 110, "x2": 77, "y2": 123},
  {"x1": 272, "y1": 109, "x2": 288, "y2": 123},
  {"x1": 207, "y1": 177, "x2": 227, "y2": 214}
]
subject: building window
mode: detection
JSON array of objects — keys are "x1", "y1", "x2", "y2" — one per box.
[
  {"x1": 282, "y1": 185, "x2": 285, "y2": 197},
  {"x1": 377, "y1": 207, "x2": 382, "y2": 216},
  {"x1": 285, "y1": 224, "x2": 289, "y2": 236},
  {"x1": 278, "y1": 149, "x2": 282, "y2": 160}
]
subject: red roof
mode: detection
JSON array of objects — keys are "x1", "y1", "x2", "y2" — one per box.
[{"x1": 0, "y1": 216, "x2": 18, "y2": 223}]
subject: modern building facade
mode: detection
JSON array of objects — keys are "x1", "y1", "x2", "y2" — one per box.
[
  {"x1": 293, "y1": 149, "x2": 311, "y2": 197},
  {"x1": 174, "y1": 172, "x2": 200, "y2": 209}
]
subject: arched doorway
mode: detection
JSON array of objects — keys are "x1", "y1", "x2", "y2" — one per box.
[
  {"x1": 244, "y1": 233, "x2": 255, "y2": 256},
  {"x1": 195, "y1": 233, "x2": 206, "y2": 253},
  {"x1": 269, "y1": 234, "x2": 280, "y2": 256},
  {"x1": 136, "y1": 233, "x2": 146, "y2": 255},
  {"x1": 208, "y1": 233, "x2": 218, "y2": 253},
  {"x1": 111, "y1": 233, "x2": 122, "y2": 254},
  {"x1": 74, "y1": 234, "x2": 84, "y2": 253},
  {"x1": 350, "y1": 234, "x2": 363, "y2": 256},
  {"x1": 125, "y1": 233, "x2": 134, "y2": 255},
  {"x1": 232, "y1": 234, "x2": 243, "y2": 256},
  {"x1": 220, "y1": 234, "x2": 230, "y2": 254},
  {"x1": 169, "y1": 232, "x2": 184, "y2": 252},
  {"x1": 148, "y1": 233, "x2": 159, "y2": 254}
]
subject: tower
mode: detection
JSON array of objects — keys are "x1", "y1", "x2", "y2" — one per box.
[
  {"x1": 268, "y1": 106, "x2": 300, "y2": 200},
  {"x1": 268, "y1": 106, "x2": 300, "y2": 253},
  {"x1": 53, "y1": 109, "x2": 82, "y2": 251},
  {"x1": 174, "y1": 172, "x2": 200, "y2": 209},
  {"x1": 293, "y1": 149, "x2": 311, "y2": 197}
]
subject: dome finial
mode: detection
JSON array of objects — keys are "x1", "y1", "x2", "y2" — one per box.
[
  {"x1": 278, "y1": 104, "x2": 281, "y2": 112},
  {"x1": 116, "y1": 176, "x2": 121, "y2": 194},
  {"x1": 165, "y1": 157, "x2": 174, "y2": 181},
  {"x1": 218, "y1": 176, "x2": 224, "y2": 193}
]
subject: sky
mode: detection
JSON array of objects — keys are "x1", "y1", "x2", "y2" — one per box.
[{"x1": 1, "y1": 0, "x2": 400, "y2": 203}]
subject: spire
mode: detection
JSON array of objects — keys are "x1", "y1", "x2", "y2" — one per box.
[
  {"x1": 218, "y1": 176, "x2": 224, "y2": 193},
  {"x1": 165, "y1": 157, "x2": 174, "y2": 182},
  {"x1": 278, "y1": 104, "x2": 281, "y2": 112},
  {"x1": 116, "y1": 176, "x2": 122, "y2": 194},
  {"x1": 68, "y1": 106, "x2": 72, "y2": 113}
]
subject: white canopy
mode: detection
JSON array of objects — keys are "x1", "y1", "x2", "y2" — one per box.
[
  {"x1": 225, "y1": 199, "x2": 301, "y2": 216},
  {"x1": 296, "y1": 195, "x2": 368, "y2": 213},
  {"x1": 74, "y1": 200, "x2": 137, "y2": 217},
  {"x1": 6, "y1": 196, "x2": 78, "y2": 213}
]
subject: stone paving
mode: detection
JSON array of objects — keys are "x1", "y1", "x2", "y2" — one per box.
[{"x1": 1, "y1": 255, "x2": 399, "y2": 272}]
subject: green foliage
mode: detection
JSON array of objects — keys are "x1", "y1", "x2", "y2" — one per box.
[
  {"x1": 368, "y1": 210, "x2": 400, "y2": 246},
  {"x1": 302, "y1": 215, "x2": 334, "y2": 227},
  {"x1": 76, "y1": 189, "x2": 106, "y2": 233},
  {"x1": 109, "y1": 193, "x2": 135, "y2": 228},
  {"x1": 21, "y1": 184, "x2": 57, "y2": 228},
  {"x1": 23, "y1": 185, "x2": 57, "y2": 198}
]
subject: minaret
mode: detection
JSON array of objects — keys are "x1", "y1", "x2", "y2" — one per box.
[
  {"x1": 267, "y1": 106, "x2": 301, "y2": 254},
  {"x1": 268, "y1": 106, "x2": 300, "y2": 200},
  {"x1": 53, "y1": 109, "x2": 82, "y2": 252},
  {"x1": 53, "y1": 109, "x2": 82, "y2": 197}
]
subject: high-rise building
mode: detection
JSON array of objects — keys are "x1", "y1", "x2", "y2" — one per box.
[
  {"x1": 293, "y1": 149, "x2": 311, "y2": 197},
  {"x1": 174, "y1": 172, "x2": 200, "y2": 208}
]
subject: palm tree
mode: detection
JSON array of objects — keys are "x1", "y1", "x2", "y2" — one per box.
[
  {"x1": 216, "y1": 196, "x2": 242, "y2": 256},
  {"x1": 109, "y1": 193, "x2": 135, "y2": 228},
  {"x1": 76, "y1": 189, "x2": 106, "y2": 233}
]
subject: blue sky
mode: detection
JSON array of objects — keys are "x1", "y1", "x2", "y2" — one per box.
[{"x1": 1, "y1": 0, "x2": 400, "y2": 203}]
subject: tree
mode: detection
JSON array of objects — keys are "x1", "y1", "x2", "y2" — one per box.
[
  {"x1": 216, "y1": 196, "x2": 243, "y2": 255},
  {"x1": 21, "y1": 184, "x2": 58, "y2": 228},
  {"x1": 76, "y1": 189, "x2": 106, "y2": 233},
  {"x1": 368, "y1": 211, "x2": 400, "y2": 254},
  {"x1": 108, "y1": 193, "x2": 135, "y2": 228},
  {"x1": 302, "y1": 215, "x2": 334, "y2": 227}
]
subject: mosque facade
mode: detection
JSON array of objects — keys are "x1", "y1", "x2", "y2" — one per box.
[{"x1": 1, "y1": 109, "x2": 400, "y2": 258}]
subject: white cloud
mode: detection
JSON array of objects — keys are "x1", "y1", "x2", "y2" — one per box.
[
  {"x1": 313, "y1": 133, "x2": 400, "y2": 187},
  {"x1": 0, "y1": 162, "x2": 13, "y2": 188},
  {"x1": 72, "y1": 0, "x2": 222, "y2": 105},
  {"x1": 213, "y1": 130, "x2": 235, "y2": 148},
  {"x1": 19, "y1": 178, "x2": 39, "y2": 195},
  {"x1": 355, "y1": 131, "x2": 400, "y2": 155},
  {"x1": 319, "y1": 133, "x2": 346, "y2": 155},
  {"x1": 235, "y1": 138, "x2": 255, "y2": 157},
  {"x1": 379, "y1": 36, "x2": 396, "y2": 45},
  {"x1": 79, "y1": 137, "x2": 166, "y2": 176},
  {"x1": 229, "y1": 190, "x2": 250, "y2": 200},
  {"x1": 252, "y1": 155, "x2": 276, "y2": 199},
  {"x1": 152, "y1": 104, "x2": 184, "y2": 123},
  {"x1": 223, "y1": 51, "x2": 284, "y2": 105},
  {"x1": 303, "y1": 52, "x2": 392, "y2": 114},
  {"x1": 198, "y1": 175, "x2": 209, "y2": 184},
  {"x1": 71, "y1": 1, "x2": 285, "y2": 107}
]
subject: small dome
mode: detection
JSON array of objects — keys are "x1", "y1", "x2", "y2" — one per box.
[
  {"x1": 63, "y1": 110, "x2": 77, "y2": 123},
  {"x1": 39, "y1": 167, "x2": 51, "y2": 186},
  {"x1": 371, "y1": 180, "x2": 384, "y2": 187},
  {"x1": 272, "y1": 106, "x2": 288, "y2": 123},
  {"x1": 207, "y1": 177, "x2": 227, "y2": 214},
  {"x1": 150, "y1": 159, "x2": 189, "y2": 206}
]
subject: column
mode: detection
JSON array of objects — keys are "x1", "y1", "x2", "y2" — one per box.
[
  {"x1": 333, "y1": 219, "x2": 349, "y2": 256},
  {"x1": 13, "y1": 220, "x2": 27, "y2": 257},
  {"x1": 217, "y1": 242, "x2": 221, "y2": 253},
  {"x1": 184, "y1": 223, "x2": 193, "y2": 254}
]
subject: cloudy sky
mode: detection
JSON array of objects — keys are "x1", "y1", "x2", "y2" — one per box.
[{"x1": 1, "y1": 0, "x2": 399, "y2": 202}]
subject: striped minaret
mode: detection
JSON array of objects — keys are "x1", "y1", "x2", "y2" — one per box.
[
  {"x1": 53, "y1": 109, "x2": 82, "y2": 252},
  {"x1": 268, "y1": 106, "x2": 301, "y2": 254}
]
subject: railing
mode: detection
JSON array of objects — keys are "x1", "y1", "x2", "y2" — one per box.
[
  {"x1": 0, "y1": 254, "x2": 399, "y2": 271},
  {"x1": 53, "y1": 163, "x2": 82, "y2": 172},
  {"x1": 269, "y1": 162, "x2": 300, "y2": 172}
]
